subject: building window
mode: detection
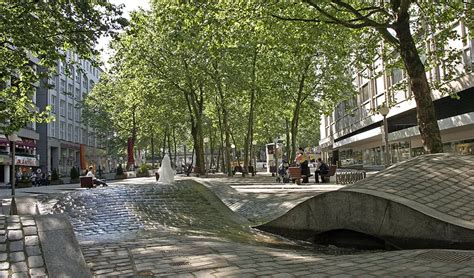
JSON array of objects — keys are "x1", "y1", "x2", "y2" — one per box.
[
  {"x1": 391, "y1": 68, "x2": 404, "y2": 86},
  {"x1": 361, "y1": 83, "x2": 370, "y2": 103},
  {"x1": 89, "y1": 133, "x2": 95, "y2": 146},
  {"x1": 60, "y1": 79, "x2": 66, "y2": 94},
  {"x1": 60, "y1": 121, "x2": 66, "y2": 140},
  {"x1": 75, "y1": 127, "x2": 80, "y2": 143},
  {"x1": 75, "y1": 108, "x2": 80, "y2": 122},
  {"x1": 60, "y1": 100, "x2": 66, "y2": 116},
  {"x1": 67, "y1": 124, "x2": 73, "y2": 141},
  {"x1": 75, "y1": 87, "x2": 80, "y2": 100},
  {"x1": 50, "y1": 122, "x2": 56, "y2": 137},
  {"x1": 67, "y1": 84, "x2": 73, "y2": 96},
  {"x1": 51, "y1": 95, "x2": 57, "y2": 113},
  {"x1": 67, "y1": 103, "x2": 73, "y2": 119},
  {"x1": 83, "y1": 75, "x2": 88, "y2": 90},
  {"x1": 463, "y1": 48, "x2": 472, "y2": 68},
  {"x1": 76, "y1": 70, "x2": 81, "y2": 84},
  {"x1": 82, "y1": 128, "x2": 87, "y2": 144}
]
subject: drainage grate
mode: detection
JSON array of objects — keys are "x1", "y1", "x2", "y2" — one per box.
[
  {"x1": 169, "y1": 261, "x2": 191, "y2": 267},
  {"x1": 416, "y1": 250, "x2": 474, "y2": 264}
]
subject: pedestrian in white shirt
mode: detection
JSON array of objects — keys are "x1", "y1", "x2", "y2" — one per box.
[{"x1": 86, "y1": 166, "x2": 108, "y2": 187}]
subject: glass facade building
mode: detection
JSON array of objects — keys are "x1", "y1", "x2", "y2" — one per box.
[{"x1": 319, "y1": 20, "x2": 474, "y2": 170}]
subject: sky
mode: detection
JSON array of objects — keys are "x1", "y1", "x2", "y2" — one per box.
[{"x1": 96, "y1": 0, "x2": 150, "y2": 68}]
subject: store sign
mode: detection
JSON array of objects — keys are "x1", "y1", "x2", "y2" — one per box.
[{"x1": 15, "y1": 155, "x2": 38, "y2": 166}]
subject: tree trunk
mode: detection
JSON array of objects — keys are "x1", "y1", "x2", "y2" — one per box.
[
  {"x1": 162, "y1": 130, "x2": 167, "y2": 159},
  {"x1": 167, "y1": 130, "x2": 172, "y2": 168},
  {"x1": 183, "y1": 144, "x2": 187, "y2": 165},
  {"x1": 181, "y1": 58, "x2": 205, "y2": 175},
  {"x1": 216, "y1": 97, "x2": 226, "y2": 173},
  {"x1": 213, "y1": 61, "x2": 232, "y2": 176},
  {"x1": 285, "y1": 118, "x2": 290, "y2": 161},
  {"x1": 210, "y1": 130, "x2": 215, "y2": 170},
  {"x1": 243, "y1": 48, "x2": 258, "y2": 174},
  {"x1": 394, "y1": 13, "x2": 443, "y2": 153},
  {"x1": 173, "y1": 128, "x2": 177, "y2": 165},
  {"x1": 151, "y1": 133, "x2": 155, "y2": 169},
  {"x1": 290, "y1": 62, "x2": 310, "y2": 161}
]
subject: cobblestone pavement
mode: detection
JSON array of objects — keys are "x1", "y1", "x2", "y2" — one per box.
[
  {"x1": 37, "y1": 180, "x2": 302, "y2": 248},
  {"x1": 81, "y1": 232, "x2": 474, "y2": 277},
  {"x1": 344, "y1": 154, "x2": 474, "y2": 225},
  {"x1": 31, "y1": 176, "x2": 474, "y2": 276},
  {"x1": 0, "y1": 215, "x2": 47, "y2": 277},
  {"x1": 196, "y1": 176, "x2": 337, "y2": 224}
]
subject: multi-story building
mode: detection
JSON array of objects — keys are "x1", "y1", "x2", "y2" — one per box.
[
  {"x1": 36, "y1": 51, "x2": 108, "y2": 178},
  {"x1": 319, "y1": 21, "x2": 474, "y2": 169},
  {"x1": 0, "y1": 57, "x2": 41, "y2": 186}
]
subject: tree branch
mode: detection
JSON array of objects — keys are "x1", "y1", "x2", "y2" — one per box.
[{"x1": 303, "y1": 0, "x2": 400, "y2": 46}]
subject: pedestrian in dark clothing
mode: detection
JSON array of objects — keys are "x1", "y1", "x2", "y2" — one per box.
[
  {"x1": 315, "y1": 158, "x2": 329, "y2": 183},
  {"x1": 295, "y1": 148, "x2": 310, "y2": 183}
]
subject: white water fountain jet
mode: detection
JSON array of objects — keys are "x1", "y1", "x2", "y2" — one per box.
[{"x1": 158, "y1": 154, "x2": 175, "y2": 184}]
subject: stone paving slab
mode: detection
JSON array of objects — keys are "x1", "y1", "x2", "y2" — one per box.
[
  {"x1": 0, "y1": 215, "x2": 47, "y2": 278},
  {"x1": 80, "y1": 231, "x2": 474, "y2": 277}
]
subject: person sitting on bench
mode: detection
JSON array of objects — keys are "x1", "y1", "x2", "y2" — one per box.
[
  {"x1": 86, "y1": 166, "x2": 108, "y2": 187},
  {"x1": 315, "y1": 158, "x2": 329, "y2": 183},
  {"x1": 295, "y1": 148, "x2": 310, "y2": 183}
]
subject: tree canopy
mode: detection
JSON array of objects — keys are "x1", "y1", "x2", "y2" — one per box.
[
  {"x1": 0, "y1": 0, "x2": 125, "y2": 134},
  {"x1": 85, "y1": 1, "x2": 359, "y2": 173}
]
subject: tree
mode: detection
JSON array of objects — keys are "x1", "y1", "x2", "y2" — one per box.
[
  {"x1": 0, "y1": 1, "x2": 125, "y2": 134},
  {"x1": 271, "y1": 0, "x2": 469, "y2": 153},
  {"x1": 92, "y1": 1, "x2": 359, "y2": 174}
]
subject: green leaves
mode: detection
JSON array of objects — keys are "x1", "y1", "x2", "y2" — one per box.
[{"x1": 0, "y1": 1, "x2": 124, "y2": 134}]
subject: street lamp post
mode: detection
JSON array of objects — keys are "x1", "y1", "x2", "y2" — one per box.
[
  {"x1": 379, "y1": 105, "x2": 390, "y2": 168},
  {"x1": 274, "y1": 139, "x2": 280, "y2": 176},
  {"x1": 7, "y1": 133, "x2": 20, "y2": 214},
  {"x1": 231, "y1": 144, "x2": 235, "y2": 175},
  {"x1": 204, "y1": 137, "x2": 209, "y2": 177}
]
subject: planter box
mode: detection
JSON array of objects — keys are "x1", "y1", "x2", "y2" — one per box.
[
  {"x1": 115, "y1": 174, "x2": 127, "y2": 179},
  {"x1": 17, "y1": 182, "x2": 32, "y2": 188},
  {"x1": 50, "y1": 179, "x2": 64, "y2": 185},
  {"x1": 70, "y1": 178, "x2": 80, "y2": 184},
  {"x1": 125, "y1": 171, "x2": 136, "y2": 178}
]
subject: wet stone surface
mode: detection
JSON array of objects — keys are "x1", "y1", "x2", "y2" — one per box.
[{"x1": 37, "y1": 180, "x2": 300, "y2": 247}]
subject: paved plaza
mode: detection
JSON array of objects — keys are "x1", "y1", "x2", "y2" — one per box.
[{"x1": 1, "y1": 172, "x2": 474, "y2": 276}]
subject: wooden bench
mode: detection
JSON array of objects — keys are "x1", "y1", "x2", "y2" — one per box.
[
  {"x1": 317, "y1": 165, "x2": 337, "y2": 183},
  {"x1": 288, "y1": 167, "x2": 312, "y2": 185},
  {"x1": 80, "y1": 176, "x2": 94, "y2": 188}
]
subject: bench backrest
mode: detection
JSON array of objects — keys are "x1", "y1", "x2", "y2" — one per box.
[
  {"x1": 80, "y1": 176, "x2": 93, "y2": 188},
  {"x1": 288, "y1": 167, "x2": 301, "y2": 177},
  {"x1": 328, "y1": 165, "x2": 337, "y2": 176}
]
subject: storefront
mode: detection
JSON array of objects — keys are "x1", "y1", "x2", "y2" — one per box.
[
  {"x1": 337, "y1": 137, "x2": 474, "y2": 169},
  {"x1": 59, "y1": 143, "x2": 80, "y2": 176},
  {"x1": 0, "y1": 135, "x2": 38, "y2": 185}
]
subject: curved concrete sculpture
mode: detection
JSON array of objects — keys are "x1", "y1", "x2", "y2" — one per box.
[{"x1": 258, "y1": 154, "x2": 474, "y2": 249}]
